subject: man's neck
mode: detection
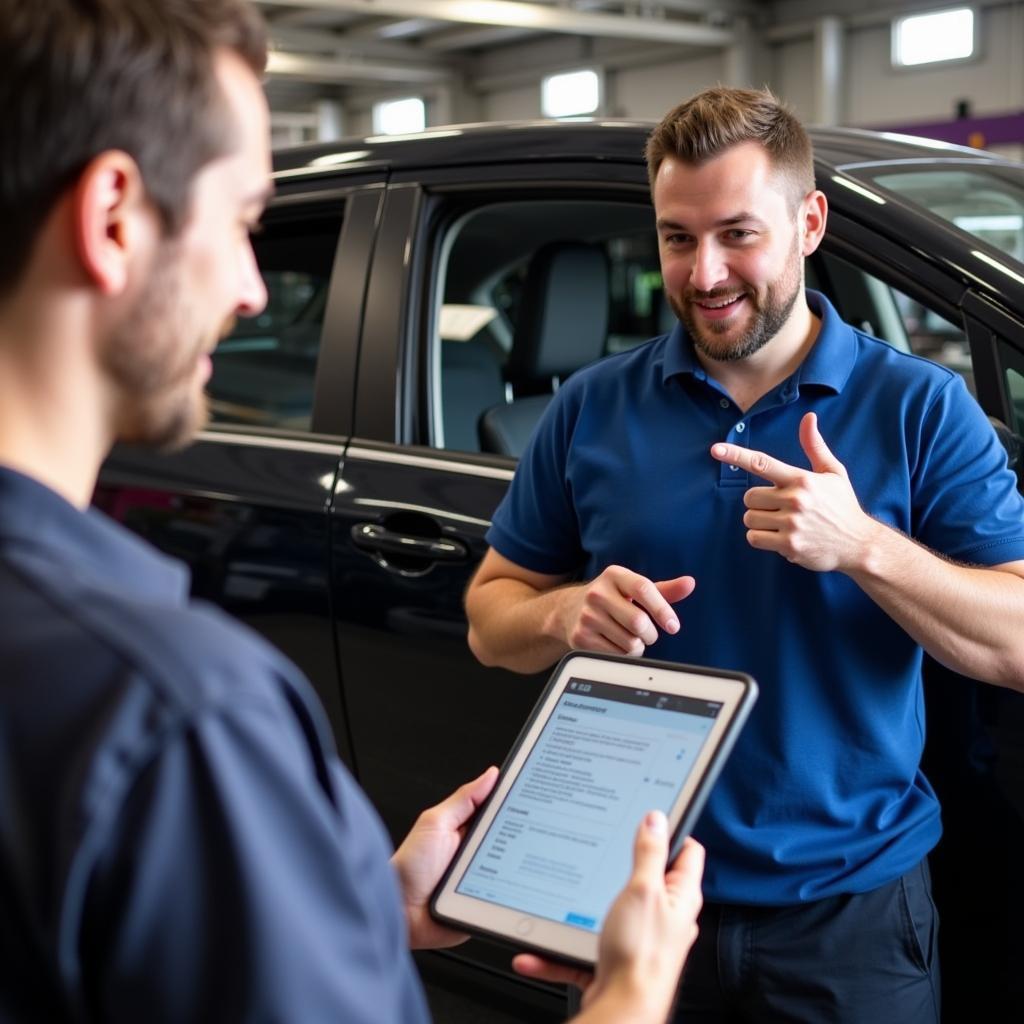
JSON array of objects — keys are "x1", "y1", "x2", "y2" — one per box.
[
  {"x1": 696, "y1": 297, "x2": 821, "y2": 414},
  {"x1": 0, "y1": 314, "x2": 110, "y2": 510}
]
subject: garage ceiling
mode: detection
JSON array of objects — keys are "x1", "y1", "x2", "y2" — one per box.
[{"x1": 255, "y1": 0, "x2": 749, "y2": 88}]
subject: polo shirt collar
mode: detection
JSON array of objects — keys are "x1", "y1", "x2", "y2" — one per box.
[
  {"x1": 661, "y1": 288, "x2": 857, "y2": 395},
  {"x1": 0, "y1": 465, "x2": 189, "y2": 603}
]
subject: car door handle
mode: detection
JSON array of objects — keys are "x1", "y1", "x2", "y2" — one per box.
[{"x1": 350, "y1": 523, "x2": 469, "y2": 563}]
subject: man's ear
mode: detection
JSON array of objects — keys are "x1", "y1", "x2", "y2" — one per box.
[
  {"x1": 800, "y1": 190, "x2": 828, "y2": 257},
  {"x1": 71, "y1": 151, "x2": 154, "y2": 297}
]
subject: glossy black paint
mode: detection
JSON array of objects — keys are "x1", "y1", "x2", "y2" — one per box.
[{"x1": 97, "y1": 122, "x2": 1024, "y2": 1019}]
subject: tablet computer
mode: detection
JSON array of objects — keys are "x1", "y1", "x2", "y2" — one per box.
[{"x1": 430, "y1": 651, "x2": 757, "y2": 966}]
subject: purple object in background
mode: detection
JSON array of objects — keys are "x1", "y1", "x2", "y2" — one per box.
[{"x1": 869, "y1": 110, "x2": 1024, "y2": 149}]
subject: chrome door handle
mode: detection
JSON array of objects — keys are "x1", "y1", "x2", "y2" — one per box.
[{"x1": 350, "y1": 522, "x2": 468, "y2": 563}]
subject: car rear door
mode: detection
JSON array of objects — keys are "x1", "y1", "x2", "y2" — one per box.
[{"x1": 97, "y1": 172, "x2": 386, "y2": 766}]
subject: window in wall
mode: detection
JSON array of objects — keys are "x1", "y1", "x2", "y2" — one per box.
[
  {"x1": 541, "y1": 69, "x2": 601, "y2": 119},
  {"x1": 209, "y1": 212, "x2": 343, "y2": 432},
  {"x1": 372, "y1": 97, "x2": 426, "y2": 136},
  {"x1": 892, "y1": 7, "x2": 975, "y2": 67}
]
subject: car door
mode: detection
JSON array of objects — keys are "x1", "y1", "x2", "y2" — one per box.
[
  {"x1": 328, "y1": 158, "x2": 660, "y2": 1017},
  {"x1": 330, "y1": 161, "x2": 663, "y2": 839},
  {"x1": 97, "y1": 174, "x2": 385, "y2": 765}
]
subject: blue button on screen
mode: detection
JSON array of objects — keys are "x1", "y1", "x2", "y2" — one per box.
[{"x1": 565, "y1": 912, "x2": 598, "y2": 929}]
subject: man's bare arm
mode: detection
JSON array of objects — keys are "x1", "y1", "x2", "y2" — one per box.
[
  {"x1": 712, "y1": 411, "x2": 1024, "y2": 692},
  {"x1": 465, "y1": 548, "x2": 695, "y2": 674}
]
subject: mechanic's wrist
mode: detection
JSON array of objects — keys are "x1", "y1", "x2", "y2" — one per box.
[
  {"x1": 845, "y1": 513, "x2": 894, "y2": 577},
  {"x1": 584, "y1": 971, "x2": 670, "y2": 1024},
  {"x1": 542, "y1": 583, "x2": 583, "y2": 651}
]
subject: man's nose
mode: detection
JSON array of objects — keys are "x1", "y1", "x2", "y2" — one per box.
[
  {"x1": 690, "y1": 240, "x2": 728, "y2": 294},
  {"x1": 236, "y1": 240, "x2": 268, "y2": 318}
]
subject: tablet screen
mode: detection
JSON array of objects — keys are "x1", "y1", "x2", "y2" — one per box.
[
  {"x1": 432, "y1": 652, "x2": 756, "y2": 964},
  {"x1": 454, "y1": 676, "x2": 723, "y2": 932}
]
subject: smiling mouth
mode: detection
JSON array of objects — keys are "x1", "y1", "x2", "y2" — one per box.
[{"x1": 693, "y1": 294, "x2": 747, "y2": 317}]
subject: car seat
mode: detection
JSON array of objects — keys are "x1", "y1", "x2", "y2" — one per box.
[{"x1": 478, "y1": 241, "x2": 609, "y2": 457}]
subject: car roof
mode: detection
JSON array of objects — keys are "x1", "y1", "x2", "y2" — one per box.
[{"x1": 272, "y1": 119, "x2": 1012, "y2": 179}]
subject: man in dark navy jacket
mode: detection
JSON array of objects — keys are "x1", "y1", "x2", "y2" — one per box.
[{"x1": 0, "y1": 2, "x2": 703, "y2": 1022}]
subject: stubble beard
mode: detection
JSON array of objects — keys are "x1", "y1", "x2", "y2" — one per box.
[
  {"x1": 101, "y1": 242, "x2": 219, "y2": 451},
  {"x1": 670, "y1": 236, "x2": 804, "y2": 364}
]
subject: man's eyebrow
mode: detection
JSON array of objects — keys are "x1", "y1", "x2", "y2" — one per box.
[{"x1": 656, "y1": 212, "x2": 767, "y2": 232}]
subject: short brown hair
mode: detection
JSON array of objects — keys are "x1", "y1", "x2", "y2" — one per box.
[
  {"x1": 645, "y1": 87, "x2": 814, "y2": 206},
  {"x1": 0, "y1": 0, "x2": 268, "y2": 297}
]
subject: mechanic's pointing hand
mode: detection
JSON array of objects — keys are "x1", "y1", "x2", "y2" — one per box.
[
  {"x1": 710, "y1": 411, "x2": 874, "y2": 572},
  {"x1": 562, "y1": 566, "x2": 696, "y2": 657}
]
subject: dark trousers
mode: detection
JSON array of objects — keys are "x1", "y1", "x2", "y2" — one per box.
[{"x1": 671, "y1": 861, "x2": 941, "y2": 1024}]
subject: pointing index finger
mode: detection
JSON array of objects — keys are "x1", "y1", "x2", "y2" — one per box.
[{"x1": 710, "y1": 442, "x2": 802, "y2": 485}]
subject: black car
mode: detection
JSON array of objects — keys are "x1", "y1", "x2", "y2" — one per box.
[{"x1": 97, "y1": 121, "x2": 1024, "y2": 1019}]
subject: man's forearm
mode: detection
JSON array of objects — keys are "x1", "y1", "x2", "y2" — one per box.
[
  {"x1": 849, "y1": 519, "x2": 1024, "y2": 691},
  {"x1": 466, "y1": 577, "x2": 576, "y2": 674}
]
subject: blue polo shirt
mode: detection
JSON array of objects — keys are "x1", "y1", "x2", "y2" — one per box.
[
  {"x1": 0, "y1": 467, "x2": 429, "y2": 1023},
  {"x1": 488, "y1": 290, "x2": 1024, "y2": 905}
]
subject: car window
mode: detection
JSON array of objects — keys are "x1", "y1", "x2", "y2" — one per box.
[
  {"x1": 812, "y1": 249, "x2": 974, "y2": 395},
  {"x1": 1004, "y1": 356, "x2": 1024, "y2": 436},
  {"x1": 209, "y1": 211, "x2": 343, "y2": 432},
  {"x1": 866, "y1": 167, "x2": 1024, "y2": 263},
  {"x1": 431, "y1": 199, "x2": 659, "y2": 454}
]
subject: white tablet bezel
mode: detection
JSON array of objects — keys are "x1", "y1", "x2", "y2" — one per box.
[{"x1": 431, "y1": 652, "x2": 757, "y2": 966}]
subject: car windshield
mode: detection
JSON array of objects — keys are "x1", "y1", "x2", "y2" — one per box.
[{"x1": 859, "y1": 164, "x2": 1024, "y2": 264}]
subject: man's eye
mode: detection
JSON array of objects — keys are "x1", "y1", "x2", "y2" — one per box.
[{"x1": 726, "y1": 229, "x2": 753, "y2": 241}]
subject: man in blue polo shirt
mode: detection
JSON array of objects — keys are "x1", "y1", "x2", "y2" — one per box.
[
  {"x1": 0, "y1": 2, "x2": 705, "y2": 1021},
  {"x1": 466, "y1": 87, "x2": 1024, "y2": 1021}
]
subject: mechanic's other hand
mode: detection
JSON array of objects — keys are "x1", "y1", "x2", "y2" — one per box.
[
  {"x1": 392, "y1": 765, "x2": 498, "y2": 950},
  {"x1": 711, "y1": 412, "x2": 875, "y2": 572},
  {"x1": 561, "y1": 565, "x2": 695, "y2": 657},
  {"x1": 512, "y1": 815, "x2": 704, "y2": 1022}
]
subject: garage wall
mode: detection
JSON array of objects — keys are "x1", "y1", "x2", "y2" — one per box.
[
  {"x1": 335, "y1": 1, "x2": 1024, "y2": 160},
  {"x1": 769, "y1": 38, "x2": 817, "y2": 124},
  {"x1": 845, "y1": 5, "x2": 1022, "y2": 127},
  {"x1": 609, "y1": 54, "x2": 725, "y2": 120}
]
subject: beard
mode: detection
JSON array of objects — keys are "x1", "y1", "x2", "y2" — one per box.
[
  {"x1": 100, "y1": 242, "x2": 227, "y2": 450},
  {"x1": 669, "y1": 235, "x2": 803, "y2": 363}
]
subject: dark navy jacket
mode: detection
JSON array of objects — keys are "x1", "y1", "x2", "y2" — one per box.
[{"x1": 0, "y1": 466, "x2": 430, "y2": 1023}]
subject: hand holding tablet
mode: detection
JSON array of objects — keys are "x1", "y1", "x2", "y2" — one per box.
[{"x1": 431, "y1": 652, "x2": 757, "y2": 967}]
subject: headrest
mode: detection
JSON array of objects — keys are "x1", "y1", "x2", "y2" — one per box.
[{"x1": 508, "y1": 242, "x2": 609, "y2": 381}]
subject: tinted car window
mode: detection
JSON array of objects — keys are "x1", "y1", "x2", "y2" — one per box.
[
  {"x1": 209, "y1": 212, "x2": 342, "y2": 431},
  {"x1": 868, "y1": 167, "x2": 1024, "y2": 262},
  {"x1": 432, "y1": 199, "x2": 658, "y2": 453}
]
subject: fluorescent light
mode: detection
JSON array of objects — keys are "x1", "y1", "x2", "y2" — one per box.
[
  {"x1": 955, "y1": 215, "x2": 1024, "y2": 233},
  {"x1": 893, "y1": 7, "x2": 974, "y2": 67},
  {"x1": 542, "y1": 69, "x2": 600, "y2": 119},
  {"x1": 372, "y1": 97, "x2": 426, "y2": 136}
]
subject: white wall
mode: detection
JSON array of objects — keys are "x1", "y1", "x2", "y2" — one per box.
[
  {"x1": 483, "y1": 84, "x2": 541, "y2": 122},
  {"x1": 769, "y1": 38, "x2": 817, "y2": 123},
  {"x1": 845, "y1": 6, "x2": 1021, "y2": 127},
  {"x1": 611, "y1": 54, "x2": 725, "y2": 120}
]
